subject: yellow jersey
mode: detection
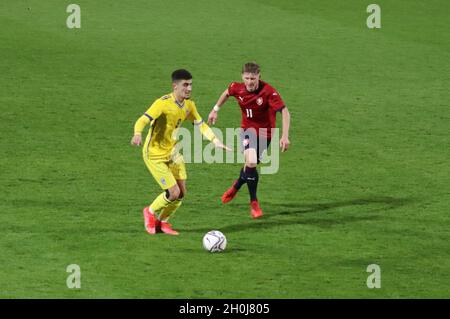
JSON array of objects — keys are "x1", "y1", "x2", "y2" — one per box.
[{"x1": 134, "y1": 93, "x2": 216, "y2": 159}]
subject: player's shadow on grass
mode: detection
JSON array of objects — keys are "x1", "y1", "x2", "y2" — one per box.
[{"x1": 184, "y1": 196, "x2": 415, "y2": 233}]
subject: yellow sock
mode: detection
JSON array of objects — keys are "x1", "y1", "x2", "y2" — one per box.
[
  {"x1": 149, "y1": 192, "x2": 172, "y2": 214},
  {"x1": 159, "y1": 199, "x2": 182, "y2": 221}
]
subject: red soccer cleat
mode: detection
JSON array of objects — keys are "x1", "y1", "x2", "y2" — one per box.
[
  {"x1": 143, "y1": 207, "x2": 159, "y2": 234},
  {"x1": 221, "y1": 181, "x2": 239, "y2": 204},
  {"x1": 250, "y1": 200, "x2": 263, "y2": 219},
  {"x1": 160, "y1": 221, "x2": 179, "y2": 235}
]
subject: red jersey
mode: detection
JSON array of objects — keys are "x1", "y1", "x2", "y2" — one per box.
[{"x1": 228, "y1": 80, "x2": 285, "y2": 139}]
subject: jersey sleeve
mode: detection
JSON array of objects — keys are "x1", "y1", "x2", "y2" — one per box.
[
  {"x1": 227, "y1": 82, "x2": 238, "y2": 96},
  {"x1": 187, "y1": 101, "x2": 203, "y2": 125},
  {"x1": 187, "y1": 102, "x2": 216, "y2": 142},
  {"x1": 144, "y1": 99, "x2": 164, "y2": 121},
  {"x1": 134, "y1": 115, "x2": 150, "y2": 134},
  {"x1": 268, "y1": 90, "x2": 285, "y2": 112},
  {"x1": 134, "y1": 99, "x2": 165, "y2": 134}
]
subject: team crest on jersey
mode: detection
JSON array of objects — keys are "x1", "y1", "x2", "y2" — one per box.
[
  {"x1": 256, "y1": 97, "x2": 263, "y2": 106},
  {"x1": 161, "y1": 178, "x2": 166, "y2": 185}
]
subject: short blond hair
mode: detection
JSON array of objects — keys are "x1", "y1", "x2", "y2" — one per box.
[{"x1": 242, "y1": 62, "x2": 260, "y2": 74}]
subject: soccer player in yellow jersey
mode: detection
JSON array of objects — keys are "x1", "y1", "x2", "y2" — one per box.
[{"x1": 131, "y1": 69, "x2": 230, "y2": 235}]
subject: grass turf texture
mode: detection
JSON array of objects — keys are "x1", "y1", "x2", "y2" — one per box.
[{"x1": 1, "y1": 0, "x2": 449, "y2": 298}]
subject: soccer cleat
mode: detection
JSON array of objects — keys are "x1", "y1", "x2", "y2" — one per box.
[
  {"x1": 250, "y1": 200, "x2": 263, "y2": 219},
  {"x1": 221, "y1": 181, "x2": 239, "y2": 204},
  {"x1": 160, "y1": 221, "x2": 179, "y2": 235},
  {"x1": 143, "y1": 207, "x2": 159, "y2": 235}
]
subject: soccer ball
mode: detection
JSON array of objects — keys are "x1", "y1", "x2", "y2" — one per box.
[{"x1": 202, "y1": 230, "x2": 227, "y2": 252}]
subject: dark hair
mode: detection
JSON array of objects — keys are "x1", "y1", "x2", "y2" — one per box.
[
  {"x1": 171, "y1": 69, "x2": 192, "y2": 82},
  {"x1": 242, "y1": 62, "x2": 260, "y2": 74}
]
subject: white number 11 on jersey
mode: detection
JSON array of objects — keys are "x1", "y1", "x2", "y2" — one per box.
[{"x1": 246, "y1": 109, "x2": 253, "y2": 118}]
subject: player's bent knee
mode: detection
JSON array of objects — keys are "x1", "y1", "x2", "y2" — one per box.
[
  {"x1": 176, "y1": 181, "x2": 186, "y2": 199},
  {"x1": 246, "y1": 161, "x2": 258, "y2": 168},
  {"x1": 244, "y1": 149, "x2": 258, "y2": 167},
  {"x1": 167, "y1": 186, "x2": 180, "y2": 200},
  {"x1": 245, "y1": 159, "x2": 258, "y2": 168}
]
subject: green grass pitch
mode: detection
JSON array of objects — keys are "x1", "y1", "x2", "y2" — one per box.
[{"x1": 1, "y1": 0, "x2": 449, "y2": 298}]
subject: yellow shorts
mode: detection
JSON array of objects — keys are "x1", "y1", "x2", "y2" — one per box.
[{"x1": 143, "y1": 153, "x2": 187, "y2": 190}]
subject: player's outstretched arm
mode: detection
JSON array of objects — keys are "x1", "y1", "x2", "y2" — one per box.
[
  {"x1": 212, "y1": 137, "x2": 232, "y2": 152},
  {"x1": 208, "y1": 89, "x2": 230, "y2": 125},
  {"x1": 280, "y1": 107, "x2": 291, "y2": 152},
  {"x1": 196, "y1": 120, "x2": 231, "y2": 152}
]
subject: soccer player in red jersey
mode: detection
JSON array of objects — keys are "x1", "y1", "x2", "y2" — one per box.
[{"x1": 207, "y1": 62, "x2": 291, "y2": 218}]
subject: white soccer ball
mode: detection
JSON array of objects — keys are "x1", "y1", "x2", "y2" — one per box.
[{"x1": 202, "y1": 230, "x2": 227, "y2": 252}]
